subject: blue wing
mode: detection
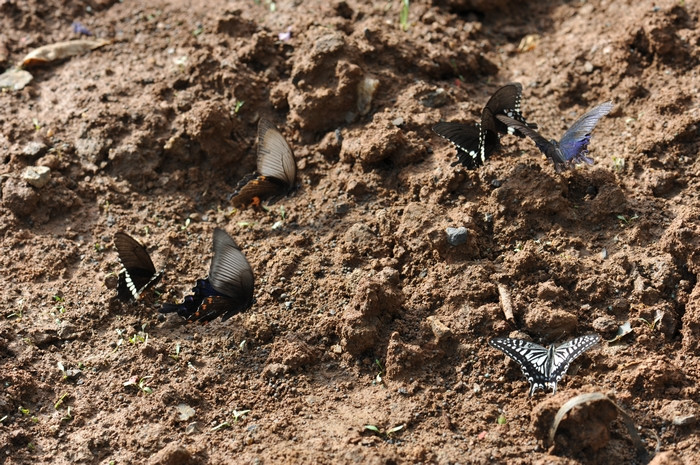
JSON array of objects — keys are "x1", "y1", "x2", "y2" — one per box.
[{"x1": 558, "y1": 102, "x2": 613, "y2": 163}]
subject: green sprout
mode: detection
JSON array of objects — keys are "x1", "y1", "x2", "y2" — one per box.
[
  {"x1": 399, "y1": 0, "x2": 410, "y2": 31},
  {"x1": 124, "y1": 375, "x2": 153, "y2": 395},
  {"x1": 181, "y1": 217, "x2": 191, "y2": 231},
  {"x1": 372, "y1": 359, "x2": 385, "y2": 386},
  {"x1": 364, "y1": 423, "x2": 405, "y2": 437},
  {"x1": 0, "y1": 415, "x2": 7, "y2": 423},
  {"x1": 7, "y1": 298, "x2": 25, "y2": 320},
  {"x1": 128, "y1": 324, "x2": 149, "y2": 346},
  {"x1": 617, "y1": 214, "x2": 639, "y2": 227},
  {"x1": 18, "y1": 406, "x2": 30, "y2": 416},
  {"x1": 32, "y1": 118, "x2": 41, "y2": 131},
  {"x1": 169, "y1": 343, "x2": 181, "y2": 361},
  {"x1": 54, "y1": 393, "x2": 69, "y2": 410},
  {"x1": 497, "y1": 414, "x2": 507, "y2": 425},
  {"x1": 53, "y1": 295, "x2": 66, "y2": 314},
  {"x1": 192, "y1": 25, "x2": 204, "y2": 37},
  {"x1": 611, "y1": 156, "x2": 625, "y2": 172},
  {"x1": 234, "y1": 100, "x2": 245, "y2": 114},
  {"x1": 61, "y1": 406, "x2": 73, "y2": 422},
  {"x1": 232, "y1": 409, "x2": 251, "y2": 423},
  {"x1": 211, "y1": 421, "x2": 231, "y2": 431}
]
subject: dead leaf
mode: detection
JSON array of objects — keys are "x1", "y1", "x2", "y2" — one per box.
[{"x1": 21, "y1": 39, "x2": 111, "y2": 67}]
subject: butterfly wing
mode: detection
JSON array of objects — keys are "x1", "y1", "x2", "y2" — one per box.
[
  {"x1": 489, "y1": 337, "x2": 550, "y2": 396},
  {"x1": 230, "y1": 176, "x2": 290, "y2": 209},
  {"x1": 257, "y1": 118, "x2": 296, "y2": 189},
  {"x1": 549, "y1": 334, "x2": 601, "y2": 390},
  {"x1": 231, "y1": 119, "x2": 296, "y2": 209},
  {"x1": 114, "y1": 232, "x2": 162, "y2": 301},
  {"x1": 495, "y1": 114, "x2": 568, "y2": 168},
  {"x1": 557, "y1": 101, "x2": 613, "y2": 164},
  {"x1": 432, "y1": 121, "x2": 499, "y2": 169},
  {"x1": 484, "y1": 83, "x2": 538, "y2": 137},
  {"x1": 206, "y1": 228, "x2": 255, "y2": 317}
]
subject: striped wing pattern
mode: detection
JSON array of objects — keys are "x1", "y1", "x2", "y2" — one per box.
[
  {"x1": 489, "y1": 334, "x2": 600, "y2": 396},
  {"x1": 231, "y1": 118, "x2": 297, "y2": 209},
  {"x1": 114, "y1": 232, "x2": 163, "y2": 302},
  {"x1": 432, "y1": 83, "x2": 536, "y2": 169},
  {"x1": 159, "y1": 229, "x2": 255, "y2": 323}
]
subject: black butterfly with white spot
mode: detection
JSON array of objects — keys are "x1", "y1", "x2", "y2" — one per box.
[
  {"x1": 497, "y1": 101, "x2": 613, "y2": 172},
  {"x1": 489, "y1": 334, "x2": 601, "y2": 396},
  {"x1": 432, "y1": 83, "x2": 537, "y2": 169},
  {"x1": 230, "y1": 118, "x2": 297, "y2": 209},
  {"x1": 160, "y1": 228, "x2": 255, "y2": 323},
  {"x1": 114, "y1": 232, "x2": 164, "y2": 302}
]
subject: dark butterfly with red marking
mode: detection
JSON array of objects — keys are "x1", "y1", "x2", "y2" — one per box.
[
  {"x1": 496, "y1": 101, "x2": 613, "y2": 172},
  {"x1": 114, "y1": 232, "x2": 164, "y2": 302},
  {"x1": 230, "y1": 118, "x2": 297, "y2": 209},
  {"x1": 160, "y1": 228, "x2": 255, "y2": 323},
  {"x1": 432, "y1": 83, "x2": 537, "y2": 169},
  {"x1": 489, "y1": 334, "x2": 601, "y2": 396}
]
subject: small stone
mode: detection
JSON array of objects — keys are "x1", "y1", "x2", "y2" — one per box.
[
  {"x1": 176, "y1": 404, "x2": 196, "y2": 421},
  {"x1": 391, "y1": 117, "x2": 404, "y2": 127},
  {"x1": 0, "y1": 67, "x2": 33, "y2": 90},
  {"x1": 21, "y1": 165, "x2": 51, "y2": 188},
  {"x1": 601, "y1": 248, "x2": 608, "y2": 259},
  {"x1": 420, "y1": 88, "x2": 448, "y2": 108},
  {"x1": 185, "y1": 422, "x2": 202, "y2": 434},
  {"x1": 491, "y1": 179, "x2": 502, "y2": 188},
  {"x1": 446, "y1": 227, "x2": 468, "y2": 246},
  {"x1": 57, "y1": 323, "x2": 77, "y2": 340},
  {"x1": 583, "y1": 61, "x2": 594, "y2": 73},
  {"x1": 22, "y1": 141, "x2": 47, "y2": 157},
  {"x1": 2, "y1": 177, "x2": 39, "y2": 216}
]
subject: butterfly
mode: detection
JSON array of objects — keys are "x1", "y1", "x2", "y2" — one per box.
[
  {"x1": 113, "y1": 232, "x2": 164, "y2": 302},
  {"x1": 160, "y1": 228, "x2": 255, "y2": 323},
  {"x1": 432, "y1": 83, "x2": 537, "y2": 169},
  {"x1": 496, "y1": 101, "x2": 613, "y2": 171},
  {"x1": 230, "y1": 118, "x2": 297, "y2": 209},
  {"x1": 488, "y1": 334, "x2": 601, "y2": 396}
]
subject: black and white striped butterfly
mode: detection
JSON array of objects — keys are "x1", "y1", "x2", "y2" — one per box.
[
  {"x1": 432, "y1": 83, "x2": 537, "y2": 169},
  {"x1": 160, "y1": 228, "x2": 255, "y2": 323},
  {"x1": 496, "y1": 101, "x2": 613, "y2": 172},
  {"x1": 230, "y1": 118, "x2": 297, "y2": 209},
  {"x1": 489, "y1": 334, "x2": 601, "y2": 396},
  {"x1": 113, "y1": 232, "x2": 164, "y2": 302}
]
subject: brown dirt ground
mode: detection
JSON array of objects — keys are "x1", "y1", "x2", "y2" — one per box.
[{"x1": 1, "y1": 0, "x2": 699, "y2": 463}]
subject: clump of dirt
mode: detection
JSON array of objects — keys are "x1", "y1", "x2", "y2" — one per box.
[{"x1": 1, "y1": 0, "x2": 700, "y2": 463}]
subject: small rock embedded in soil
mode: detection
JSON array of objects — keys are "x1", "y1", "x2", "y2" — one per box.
[
  {"x1": 420, "y1": 88, "x2": 448, "y2": 108},
  {"x1": 147, "y1": 443, "x2": 192, "y2": 465},
  {"x1": 22, "y1": 141, "x2": 47, "y2": 158},
  {"x1": 21, "y1": 166, "x2": 51, "y2": 188},
  {"x1": 2, "y1": 177, "x2": 39, "y2": 216},
  {"x1": 446, "y1": 227, "x2": 468, "y2": 246}
]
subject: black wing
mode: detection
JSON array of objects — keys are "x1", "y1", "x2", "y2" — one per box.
[
  {"x1": 230, "y1": 176, "x2": 291, "y2": 209},
  {"x1": 432, "y1": 121, "x2": 499, "y2": 169},
  {"x1": 257, "y1": 118, "x2": 296, "y2": 189},
  {"x1": 484, "y1": 83, "x2": 538, "y2": 137},
  {"x1": 231, "y1": 119, "x2": 297, "y2": 209},
  {"x1": 489, "y1": 337, "x2": 550, "y2": 396},
  {"x1": 207, "y1": 228, "x2": 255, "y2": 316},
  {"x1": 113, "y1": 232, "x2": 163, "y2": 301}
]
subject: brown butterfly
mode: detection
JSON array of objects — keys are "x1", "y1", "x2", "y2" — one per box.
[{"x1": 231, "y1": 118, "x2": 297, "y2": 209}]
